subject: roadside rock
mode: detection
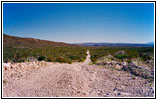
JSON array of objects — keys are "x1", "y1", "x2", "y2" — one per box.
[{"x1": 115, "y1": 63, "x2": 123, "y2": 70}]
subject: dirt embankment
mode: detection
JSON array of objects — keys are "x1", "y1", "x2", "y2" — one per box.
[{"x1": 3, "y1": 50, "x2": 154, "y2": 97}]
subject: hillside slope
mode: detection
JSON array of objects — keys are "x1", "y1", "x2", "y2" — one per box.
[{"x1": 3, "y1": 34, "x2": 76, "y2": 48}]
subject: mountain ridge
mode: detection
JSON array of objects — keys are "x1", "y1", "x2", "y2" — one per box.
[
  {"x1": 3, "y1": 34, "x2": 77, "y2": 48},
  {"x1": 76, "y1": 42, "x2": 154, "y2": 47}
]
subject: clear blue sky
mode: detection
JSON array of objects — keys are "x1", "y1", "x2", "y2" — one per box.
[{"x1": 3, "y1": 3, "x2": 154, "y2": 43}]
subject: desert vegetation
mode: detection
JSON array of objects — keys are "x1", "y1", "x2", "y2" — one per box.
[
  {"x1": 89, "y1": 47, "x2": 154, "y2": 81},
  {"x1": 3, "y1": 34, "x2": 154, "y2": 97},
  {"x1": 3, "y1": 34, "x2": 88, "y2": 64},
  {"x1": 89, "y1": 47, "x2": 154, "y2": 63},
  {"x1": 3, "y1": 47, "x2": 87, "y2": 64}
]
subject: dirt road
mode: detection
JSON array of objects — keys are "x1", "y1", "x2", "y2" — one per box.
[{"x1": 3, "y1": 50, "x2": 154, "y2": 97}]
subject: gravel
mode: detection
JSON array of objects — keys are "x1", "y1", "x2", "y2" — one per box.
[{"x1": 3, "y1": 50, "x2": 154, "y2": 97}]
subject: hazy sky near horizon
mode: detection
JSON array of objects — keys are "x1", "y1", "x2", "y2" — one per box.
[{"x1": 3, "y1": 3, "x2": 154, "y2": 43}]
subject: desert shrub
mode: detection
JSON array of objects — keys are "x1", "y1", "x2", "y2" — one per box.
[
  {"x1": 79, "y1": 58, "x2": 86, "y2": 62},
  {"x1": 3, "y1": 47, "x2": 87, "y2": 63},
  {"x1": 47, "y1": 56, "x2": 55, "y2": 62},
  {"x1": 140, "y1": 53, "x2": 152, "y2": 61},
  {"x1": 127, "y1": 58, "x2": 132, "y2": 63},
  {"x1": 114, "y1": 54, "x2": 128, "y2": 60},
  {"x1": 89, "y1": 47, "x2": 154, "y2": 63},
  {"x1": 4, "y1": 45, "x2": 153, "y2": 64},
  {"x1": 55, "y1": 57, "x2": 71, "y2": 64},
  {"x1": 38, "y1": 56, "x2": 46, "y2": 61},
  {"x1": 68, "y1": 55, "x2": 79, "y2": 60}
]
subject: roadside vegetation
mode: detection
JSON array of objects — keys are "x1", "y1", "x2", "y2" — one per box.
[
  {"x1": 4, "y1": 46, "x2": 154, "y2": 64},
  {"x1": 89, "y1": 47, "x2": 154, "y2": 81},
  {"x1": 3, "y1": 47, "x2": 87, "y2": 64},
  {"x1": 89, "y1": 47, "x2": 154, "y2": 63}
]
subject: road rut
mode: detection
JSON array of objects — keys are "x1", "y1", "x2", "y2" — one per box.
[{"x1": 3, "y1": 50, "x2": 154, "y2": 97}]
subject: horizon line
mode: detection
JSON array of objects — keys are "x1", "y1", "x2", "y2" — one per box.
[{"x1": 3, "y1": 33, "x2": 154, "y2": 44}]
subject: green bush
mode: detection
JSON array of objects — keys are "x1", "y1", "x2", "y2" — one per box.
[
  {"x1": 55, "y1": 57, "x2": 71, "y2": 64},
  {"x1": 38, "y1": 56, "x2": 46, "y2": 61},
  {"x1": 68, "y1": 55, "x2": 79, "y2": 60},
  {"x1": 140, "y1": 53, "x2": 152, "y2": 61},
  {"x1": 114, "y1": 54, "x2": 128, "y2": 60}
]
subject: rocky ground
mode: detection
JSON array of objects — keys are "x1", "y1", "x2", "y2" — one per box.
[{"x1": 3, "y1": 50, "x2": 154, "y2": 97}]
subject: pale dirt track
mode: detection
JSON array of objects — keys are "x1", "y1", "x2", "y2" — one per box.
[{"x1": 3, "y1": 50, "x2": 154, "y2": 97}]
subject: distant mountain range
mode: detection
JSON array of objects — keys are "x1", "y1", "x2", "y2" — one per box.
[
  {"x1": 147, "y1": 42, "x2": 154, "y2": 44},
  {"x1": 76, "y1": 42, "x2": 154, "y2": 47}
]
